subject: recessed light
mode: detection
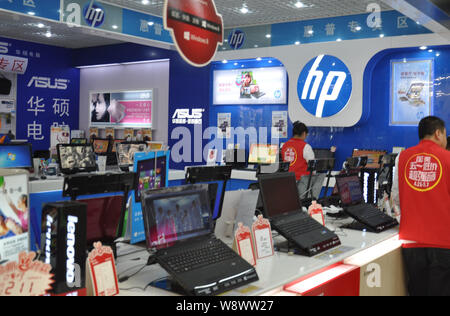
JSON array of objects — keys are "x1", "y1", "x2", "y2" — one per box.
[
  {"x1": 294, "y1": 1, "x2": 306, "y2": 8},
  {"x1": 142, "y1": 0, "x2": 150, "y2": 4},
  {"x1": 222, "y1": 60, "x2": 228, "y2": 64},
  {"x1": 45, "y1": 32, "x2": 52, "y2": 38},
  {"x1": 28, "y1": 11, "x2": 35, "y2": 16},
  {"x1": 256, "y1": 57, "x2": 262, "y2": 61},
  {"x1": 265, "y1": 34, "x2": 271, "y2": 38},
  {"x1": 112, "y1": 25, "x2": 118, "y2": 29},
  {"x1": 37, "y1": 23, "x2": 45, "y2": 28},
  {"x1": 240, "y1": 5, "x2": 249, "y2": 14}
]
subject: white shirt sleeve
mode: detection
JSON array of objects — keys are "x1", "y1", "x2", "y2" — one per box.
[
  {"x1": 303, "y1": 144, "x2": 315, "y2": 162},
  {"x1": 391, "y1": 153, "x2": 401, "y2": 218}
]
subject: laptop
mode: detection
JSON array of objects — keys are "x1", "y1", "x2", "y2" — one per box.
[
  {"x1": 141, "y1": 184, "x2": 259, "y2": 296},
  {"x1": 335, "y1": 174, "x2": 398, "y2": 233},
  {"x1": 258, "y1": 172, "x2": 341, "y2": 257}
]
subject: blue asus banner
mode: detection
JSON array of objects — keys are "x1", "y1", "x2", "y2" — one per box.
[
  {"x1": 0, "y1": 36, "x2": 80, "y2": 151},
  {"x1": 0, "y1": 0, "x2": 60, "y2": 21}
]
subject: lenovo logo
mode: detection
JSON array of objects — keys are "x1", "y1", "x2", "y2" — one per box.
[{"x1": 27, "y1": 77, "x2": 69, "y2": 90}]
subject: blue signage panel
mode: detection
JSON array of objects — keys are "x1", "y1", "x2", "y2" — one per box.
[
  {"x1": 297, "y1": 55, "x2": 352, "y2": 118},
  {"x1": 0, "y1": 0, "x2": 60, "y2": 21},
  {"x1": 122, "y1": 9, "x2": 173, "y2": 44}
]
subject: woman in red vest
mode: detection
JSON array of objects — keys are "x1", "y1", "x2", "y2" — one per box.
[{"x1": 392, "y1": 116, "x2": 450, "y2": 296}]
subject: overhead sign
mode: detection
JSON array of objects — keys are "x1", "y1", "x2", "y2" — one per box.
[
  {"x1": 297, "y1": 55, "x2": 352, "y2": 118},
  {"x1": 0, "y1": 54, "x2": 28, "y2": 75},
  {"x1": 0, "y1": 0, "x2": 60, "y2": 21},
  {"x1": 164, "y1": 0, "x2": 223, "y2": 67}
]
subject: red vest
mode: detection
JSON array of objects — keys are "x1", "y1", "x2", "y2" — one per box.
[
  {"x1": 398, "y1": 140, "x2": 450, "y2": 249},
  {"x1": 282, "y1": 138, "x2": 309, "y2": 180}
]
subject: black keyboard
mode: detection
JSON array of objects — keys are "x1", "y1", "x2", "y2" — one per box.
[
  {"x1": 348, "y1": 204, "x2": 388, "y2": 220},
  {"x1": 276, "y1": 217, "x2": 322, "y2": 237},
  {"x1": 162, "y1": 239, "x2": 237, "y2": 274}
]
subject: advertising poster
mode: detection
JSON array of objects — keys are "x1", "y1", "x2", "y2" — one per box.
[
  {"x1": 90, "y1": 90, "x2": 153, "y2": 128},
  {"x1": 391, "y1": 59, "x2": 433, "y2": 126},
  {"x1": 217, "y1": 113, "x2": 231, "y2": 139},
  {"x1": 0, "y1": 173, "x2": 29, "y2": 264},
  {"x1": 213, "y1": 66, "x2": 287, "y2": 105},
  {"x1": 271, "y1": 111, "x2": 288, "y2": 138}
]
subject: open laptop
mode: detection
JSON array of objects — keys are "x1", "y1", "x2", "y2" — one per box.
[
  {"x1": 258, "y1": 172, "x2": 341, "y2": 257},
  {"x1": 335, "y1": 174, "x2": 398, "y2": 233},
  {"x1": 141, "y1": 184, "x2": 259, "y2": 296}
]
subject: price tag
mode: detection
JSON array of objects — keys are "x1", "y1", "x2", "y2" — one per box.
[
  {"x1": 252, "y1": 215, "x2": 274, "y2": 259},
  {"x1": 87, "y1": 242, "x2": 119, "y2": 297},
  {"x1": 0, "y1": 252, "x2": 53, "y2": 296},
  {"x1": 233, "y1": 223, "x2": 256, "y2": 266}
]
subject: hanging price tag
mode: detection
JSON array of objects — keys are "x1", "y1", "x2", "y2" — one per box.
[
  {"x1": 252, "y1": 215, "x2": 274, "y2": 259},
  {"x1": 86, "y1": 242, "x2": 119, "y2": 297},
  {"x1": 233, "y1": 222, "x2": 256, "y2": 266},
  {"x1": 0, "y1": 252, "x2": 53, "y2": 296}
]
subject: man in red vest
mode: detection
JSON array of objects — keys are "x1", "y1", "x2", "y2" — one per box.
[
  {"x1": 281, "y1": 121, "x2": 325, "y2": 200},
  {"x1": 392, "y1": 116, "x2": 450, "y2": 296}
]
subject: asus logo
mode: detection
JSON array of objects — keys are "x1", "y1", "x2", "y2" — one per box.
[
  {"x1": 173, "y1": 109, "x2": 204, "y2": 119},
  {"x1": 0, "y1": 42, "x2": 9, "y2": 54},
  {"x1": 27, "y1": 77, "x2": 69, "y2": 90}
]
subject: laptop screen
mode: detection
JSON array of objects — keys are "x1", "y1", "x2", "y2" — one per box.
[
  {"x1": 0, "y1": 144, "x2": 33, "y2": 169},
  {"x1": 335, "y1": 175, "x2": 364, "y2": 206},
  {"x1": 352, "y1": 149, "x2": 387, "y2": 169},
  {"x1": 93, "y1": 139, "x2": 110, "y2": 154},
  {"x1": 142, "y1": 186, "x2": 212, "y2": 250},
  {"x1": 57, "y1": 144, "x2": 97, "y2": 173},
  {"x1": 116, "y1": 142, "x2": 147, "y2": 167},
  {"x1": 248, "y1": 144, "x2": 278, "y2": 164},
  {"x1": 258, "y1": 172, "x2": 301, "y2": 218},
  {"x1": 135, "y1": 155, "x2": 168, "y2": 203}
]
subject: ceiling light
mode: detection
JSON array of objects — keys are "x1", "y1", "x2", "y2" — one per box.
[
  {"x1": 28, "y1": 11, "x2": 35, "y2": 16},
  {"x1": 428, "y1": 49, "x2": 433, "y2": 53},
  {"x1": 37, "y1": 23, "x2": 45, "y2": 28},
  {"x1": 141, "y1": 0, "x2": 150, "y2": 4},
  {"x1": 222, "y1": 60, "x2": 228, "y2": 64},
  {"x1": 294, "y1": 1, "x2": 306, "y2": 8},
  {"x1": 112, "y1": 25, "x2": 118, "y2": 29},
  {"x1": 420, "y1": 46, "x2": 427, "y2": 50},
  {"x1": 265, "y1": 34, "x2": 271, "y2": 38},
  {"x1": 45, "y1": 32, "x2": 52, "y2": 38},
  {"x1": 256, "y1": 57, "x2": 262, "y2": 61},
  {"x1": 240, "y1": 5, "x2": 249, "y2": 14}
]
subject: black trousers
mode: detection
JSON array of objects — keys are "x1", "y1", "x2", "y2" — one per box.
[{"x1": 402, "y1": 247, "x2": 450, "y2": 296}]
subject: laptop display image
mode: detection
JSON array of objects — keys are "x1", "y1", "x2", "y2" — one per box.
[
  {"x1": 258, "y1": 172, "x2": 340, "y2": 256},
  {"x1": 0, "y1": 143, "x2": 33, "y2": 170},
  {"x1": 57, "y1": 144, "x2": 97, "y2": 174},
  {"x1": 335, "y1": 174, "x2": 398, "y2": 232},
  {"x1": 141, "y1": 185, "x2": 259, "y2": 296},
  {"x1": 116, "y1": 142, "x2": 147, "y2": 170}
]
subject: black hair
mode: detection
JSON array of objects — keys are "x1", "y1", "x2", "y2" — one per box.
[
  {"x1": 447, "y1": 136, "x2": 450, "y2": 150},
  {"x1": 292, "y1": 121, "x2": 308, "y2": 137},
  {"x1": 418, "y1": 116, "x2": 446, "y2": 140}
]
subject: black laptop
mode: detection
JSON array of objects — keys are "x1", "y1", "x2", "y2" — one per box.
[
  {"x1": 258, "y1": 172, "x2": 341, "y2": 257},
  {"x1": 335, "y1": 174, "x2": 398, "y2": 233},
  {"x1": 141, "y1": 184, "x2": 259, "y2": 296}
]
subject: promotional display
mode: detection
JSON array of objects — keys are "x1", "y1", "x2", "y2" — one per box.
[
  {"x1": 0, "y1": 170, "x2": 29, "y2": 264},
  {"x1": 164, "y1": 0, "x2": 223, "y2": 67},
  {"x1": 308, "y1": 201, "x2": 325, "y2": 226},
  {"x1": 233, "y1": 222, "x2": 256, "y2": 266},
  {"x1": 0, "y1": 251, "x2": 53, "y2": 296},
  {"x1": 86, "y1": 242, "x2": 119, "y2": 297},
  {"x1": 40, "y1": 201, "x2": 87, "y2": 295},
  {"x1": 217, "y1": 112, "x2": 231, "y2": 138},
  {"x1": 213, "y1": 67, "x2": 287, "y2": 105},
  {"x1": 271, "y1": 111, "x2": 288, "y2": 138},
  {"x1": 252, "y1": 215, "x2": 274, "y2": 260},
  {"x1": 89, "y1": 90, "x2": 152, "y2": 128},
  {"x1": 390, "y1": 59, "x2": 434, "y2": 126}
]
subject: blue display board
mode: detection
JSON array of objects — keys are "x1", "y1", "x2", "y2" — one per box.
[{"x1": 0, "y1": 0, "x2": 60, "y2": 21}]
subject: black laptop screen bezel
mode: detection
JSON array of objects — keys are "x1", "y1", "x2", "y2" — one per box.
[
  {"x1": 0, "y1": 142, "x2": 33, "y2": 170},
  {"x1": 57, "y1": 143, "x2": 97, "y2": 175},
  {"x1": 335, "y1": 174, "x2": 365, "y2": 206}
]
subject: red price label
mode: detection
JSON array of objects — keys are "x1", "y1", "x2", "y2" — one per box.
[{"x1": 164, "y1": 0, "x2": 223, "y2": 67}]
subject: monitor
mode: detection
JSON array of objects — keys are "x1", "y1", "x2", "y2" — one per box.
[
  {"x1": 313, "y1": 148, "x2": 335, "y2": 159},
  {"x1": 141, "y1": 185, "x2": 212, "y2": 250},
  {"x1": 248, "y1": 144, "x2": 279, "y2": 164},
  {"x1": 71, "y1": 138, "x2": 87, "y2": 145},
  {"x1": 0, "y1": 143, "x2": 33, "y2": 169},
  {"x1": 258, "y1": 172, "x2": 302, "y2": 218},
  {"x1": 116, "y1": 142, "x2": 147, "y2": 169},
  {"x1": 352, "y1": 149, "x2": 387, "y2": 169},
  {"x1": 135, "y1": 155, "x2": 168, "y2": 203},
  {"x1": 93, "y1": 139, "x2": 110, "y2": 154},
  {"x1": 57, "y1": 144, "x2": 97, "y2": 174},
  {"x1": 335, "y1": 175, "x2": 364, "y2": 206}
]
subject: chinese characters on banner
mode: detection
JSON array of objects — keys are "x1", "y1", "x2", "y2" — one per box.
[{"x1": 0, "y1": 55, "x2": 28, "y2": 75}]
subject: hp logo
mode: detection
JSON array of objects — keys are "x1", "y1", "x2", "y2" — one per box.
[
  {"x1": 228, "y1": 30, "x2": 245, "y2": 50},
  {"x1": 297, "y1": 55, "x2": 352, "y2": 118},
  {"x1": 83, "y1": 1, "x2": 105, "y2": 28}
]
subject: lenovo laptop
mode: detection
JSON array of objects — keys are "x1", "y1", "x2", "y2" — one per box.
[
  {"x1": 335, "y1": 174, "x2": 398, "y2": 233},
  {"x1": 141, "y1": 184, "x2": 259, "y2": 296},
  {"x1": 258, "y1": 172, "x2": 341, "y2": 257}
]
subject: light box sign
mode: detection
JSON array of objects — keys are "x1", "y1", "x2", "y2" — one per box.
[
  {"x1": 89, "y1": 90, "x2": 153, "y2": 128},
  {"x1": 213, "y1": 66, "x2": 287, "y2": 105},
  {"x1": 0, "y1": 0, "x2": 61, "y2": 21},
  {"x1": 390, "y1": 58, "x2": 434, "y2": 126}
]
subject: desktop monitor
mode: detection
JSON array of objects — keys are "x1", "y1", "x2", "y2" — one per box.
[
  {"x1": 135, "y1": 155, "x2": 168, "y2": 203},
  {"x1": 258, "y1": 172, "x2": 302, "y2": 218},
  {"x1": 313, "y1": 148, "x2": 335, "y2": 159},
  {"x1": 0, "y1": 143, "x2": 33, "y2": 170},
  {"x1": 141, "y1": 184, "x2": 212, "y2": 250},
  {"x1": 352, "y1": 149, "x2": 387, "y2": 169},
  {"x1": 57, "y1": 144, "x2": 97, "y2": 174},
  {"x1": 116, "y1": 142, "x2": 147, "y2": 170},
  {"x1": 93, "y1": 139, "x2": 110, "y2": 154},
  {"x1": 248, "y1": 144, "x2": 278, "y2": 164}
]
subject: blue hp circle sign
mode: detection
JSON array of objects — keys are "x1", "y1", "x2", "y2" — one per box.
[
  {"x1": 297, "y1": 55, "x2": 352, "y2": 118},
  {"x1": 83, "y1": 1, "x2": 105, "y2": 28},
  {"x1": 228, "y1": 30, "x2": 245, "y2": 50}
]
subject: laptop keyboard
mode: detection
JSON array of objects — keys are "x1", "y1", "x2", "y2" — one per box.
[
  {"x1": 276, "y1": 216, "x2": 322, "y2": 237},
  {"x1": 348, "y1": 204, "x2": 387, "y2": 220},
  {"x1": 162, "y1": 239, "x2": 237, "y2": 274}
]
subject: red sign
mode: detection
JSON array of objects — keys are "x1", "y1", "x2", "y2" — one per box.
[{"x1": 164, "y1": 0, "x2": 223, "y2": 67}]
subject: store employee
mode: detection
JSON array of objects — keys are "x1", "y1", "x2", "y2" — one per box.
[{"x1": 391, "y1": 116, "x2": 450, "y2": 296}]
